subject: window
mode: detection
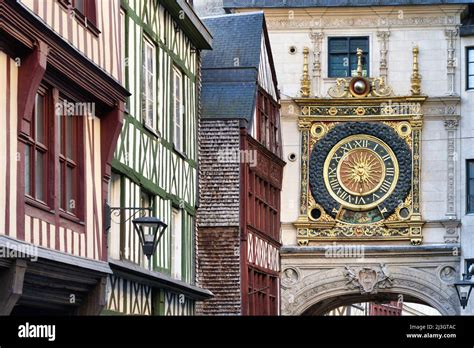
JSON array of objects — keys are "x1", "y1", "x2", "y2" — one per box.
[
  {"x1": 247, "y1": 268, "x2": 278, "y2": 315},
  {"x1": 141, "y1": 37, "x2": 156, "y2": 129},
  {"x1": 328, "y1": 37, "x2": 369, "y2": 78},
  {"x1": 257, "y1": 89, "x2": 280, "y2": 156},
  {"x1": 171, "y1": 208, "x2": 182, "y2": 280},
  {"x1": 140, "y1": 190, "x2": 154, "y2": 211},
  {"x1": 25, "y1": 89, "x2": 50, "y2": 204},
  {"x1": 173, "y1": 67, "x2": 184, "y2": 153},
  {"x1": 467, "y1": 47, "x2": 474, "y2": 90},
  {"x1": 468, "y1": 160, "x2": 474, "y2": 214},
  {"x1": 73, "y1": 0, "x2": 85, "y2": 13},
  {"x1": 120, "y1": 9, "x2": 126, "y2": 83},
  {"x1": 248, "y1": 170, "x2": 280, "y2": 242},
  {"x1": 69, "y1": 0, "x2": 97, "y2": 25},
  {"x1": 59, "y1": 103, "x2": 79, "y2": 216}
]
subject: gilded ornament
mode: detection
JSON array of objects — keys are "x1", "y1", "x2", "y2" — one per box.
[
  {"x1": 355, "y1": 106, "x2": 366, "y2": 116},
  {"x1": 410, "y1": 46, "x2": 422, "y2": 95},
  {"x1": 300, "y1": 47, "x2": 311, "y2": 98}
]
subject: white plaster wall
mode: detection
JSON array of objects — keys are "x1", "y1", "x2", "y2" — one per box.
[
  {"x1": 193, "y1": 0, "x2": 225, "y2": 17},
  {"x1": 280, "y1": 110, "x2": 300, "y2": 224},
  {"x1": 460, "y1": 35, "x2": 474, "y2": 314},
  {"x1": 269, "y1": 27, "x2": 452, "y2": 99},
  {"x1": 421, "y1": 119, "x2": 448, "y2": 221}
]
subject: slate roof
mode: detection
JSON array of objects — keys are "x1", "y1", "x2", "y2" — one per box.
[
  {"x1": 201, "y1": 12, "x2": 266, "y2": 124},
  {"x1": 222, "y1": 0, "x2": 471, "y2": 8},
  {"x1": 202, "y1": 12, "x2": 264, "y2": 70}
]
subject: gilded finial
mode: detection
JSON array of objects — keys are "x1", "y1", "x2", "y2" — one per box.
[
  {"x1": 300, "y1": 47, "x2": 311, "y2": 98},
  {"x1": 356, "y1": 48, "x2": 363, "y2": 77},
  {"x1": 411, "y1": 46, "x2": 421, "y2": 95}
]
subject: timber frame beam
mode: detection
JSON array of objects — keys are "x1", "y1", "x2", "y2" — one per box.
[
  {"x1": 0, "y1": 259, "x2": 27, "y2": 315},
  {"x1": 77, "y1": 277, "x2": 107, "y2": 315}
]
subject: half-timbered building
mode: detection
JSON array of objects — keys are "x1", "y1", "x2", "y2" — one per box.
[
  {"x1": 197, "y1": 12, "x2": 285, "y2": 315},
  {"x1": 105, "y1": 0, "x2": 213, "y2": 315},
  {"x1": 0, "y1": 0, "x2": 129, "y2": 314}
]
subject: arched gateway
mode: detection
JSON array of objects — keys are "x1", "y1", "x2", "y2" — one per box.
[{"x1": 281, "y1": 245, "x2": 460, "y2": 316}]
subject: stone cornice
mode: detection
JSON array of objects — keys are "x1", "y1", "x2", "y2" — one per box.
[
  {"x1": 281, "y1": 243, "x2": 460, "y2": 258},
  {"x1": 264, "y1": 16, "x2": 462, "y2": 30}
]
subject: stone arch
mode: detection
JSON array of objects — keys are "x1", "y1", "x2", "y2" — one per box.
[{"x1": 282, "y1": 265, "x2": 459, "y2": 316}]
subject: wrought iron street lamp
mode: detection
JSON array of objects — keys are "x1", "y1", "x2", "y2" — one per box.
[
  {"x1": 106, "y1": 204, "x2": 167, "y2": 260},
  {"x1": 132, "y1": 216, "x2": 167, "y2": 259},
  {"x1": 454, "y1": 273, "x2": 474, "y2": 309}
]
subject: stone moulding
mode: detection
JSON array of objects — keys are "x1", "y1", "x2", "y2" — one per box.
[
  {"x1": 281, "y1": 264, "x2": 460, "y2": 315},
  {"x1": 265, "y1": 15, "x2": 460, "y2": 30}
]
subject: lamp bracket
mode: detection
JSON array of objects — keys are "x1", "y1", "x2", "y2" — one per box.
[{"x1": 109, "y1": 207, "x2": 153, "y2": 225}]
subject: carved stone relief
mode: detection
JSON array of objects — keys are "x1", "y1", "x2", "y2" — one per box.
[
  {"x1": 281, "y1": 264, "x2": 460, "y2": 316},
  {"x1": 444, "y1": 116, "x2": 460, "y2": 222},
  {"x1": 376, "y1": 31, "x2": 390, "y2": 78},
  {"x1": 344, "y1": 264, "x2": 393, "y2": 294},
  {"x1": 445, "y1": 29, "x2": 459, "y2": 96},
  {"x1": 309, "y1": 31, "x2": 324, "y2": 97},
  {"x1": 266, "y1": 16, "x2": 459, "y2": 30},
  {"x1": 282, "y1": 267, "x2": 300, "y2": 288}
]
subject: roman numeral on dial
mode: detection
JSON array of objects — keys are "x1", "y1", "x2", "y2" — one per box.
[{"x1": 380, "y1": 179, "x2": 392, "y2": 193}]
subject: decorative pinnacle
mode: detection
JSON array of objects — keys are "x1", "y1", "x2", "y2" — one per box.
[
  {"x1": 411, "y1": 46, "x2": 421, "y2": 95},
  {"x1": 300, "y1": 47, "x2": 311, "y2": 98},
  {"x1": 356, "y1": 48, "x2": 363, "y2": 77}
]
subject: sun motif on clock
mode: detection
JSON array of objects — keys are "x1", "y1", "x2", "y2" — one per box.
[{"x1": 339, "y1": 149, "x2": 385, "y2": 195}]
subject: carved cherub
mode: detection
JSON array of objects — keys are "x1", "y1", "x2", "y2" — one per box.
[{"x1": 344, "y1": 266, "x2": 357, "y2": 285}]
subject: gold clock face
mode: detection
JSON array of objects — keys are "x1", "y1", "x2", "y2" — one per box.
[{"x1": 323, "y1": 135, "x2": 399, "y2": 210}]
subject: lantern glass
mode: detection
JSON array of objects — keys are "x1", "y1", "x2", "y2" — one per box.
[
  {"x1": 132, "y1": 216, "x2": 167, "y2": 259},
  {"x1": 454, "y1": 275, "x2": 474, "y2": 309}
]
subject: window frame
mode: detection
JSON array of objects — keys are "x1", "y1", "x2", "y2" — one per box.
[
  {"x1": 256, "y1": 88, "x2": 281, "y2": 156},
  {"x1": 141, "y1": 36, "x2": 157, "y2": 132},
  {"x1": 58, "y1": 101, "x2": 80, "y2": 218},
  {"x1": 71, "y1": 0, "x2": 97, "y2": 25},
  {"x1": 25, "y1": 86, "x2": 51, "y2": 206},
  {"x1": 171, "y1": 208, "x2": 182, "y2": 280},
  {"x1": 172, "y1": 66, "x2": 184, "y2": 154},
  {"x1": 467, "y1": 160, "x2": 474, "y2": 214},
  {"x1": 467, "y1": 47, "x2": 474, "y2": 90},
  {"x1": 56, "y1": 93, "x2": 86, "y2": 222},
  {"x1": 61, "y1": 0, "x2": 99, "y2": 34},
  {"x1": 327, "y1": 36, "x2": 370, "y2": 78},
  {"x1": 140, "y1": 189, "x2": 155, "y2": 212}
]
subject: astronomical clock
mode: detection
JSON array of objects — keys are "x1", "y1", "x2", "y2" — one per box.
[{"x1": 294, "y1": 48, "x2": 426, "y2": 245}]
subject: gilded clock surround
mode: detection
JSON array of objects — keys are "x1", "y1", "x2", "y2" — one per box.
[{"x1": 294, "y1": 47, "x2": 426, "y2": 245}]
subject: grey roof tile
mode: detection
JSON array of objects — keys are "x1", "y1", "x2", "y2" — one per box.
[{"x1": 201, "y1": 12, "x2": 264, "y2": 70}]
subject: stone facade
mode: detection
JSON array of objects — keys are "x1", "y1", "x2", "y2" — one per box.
[
  {"x1": 222, "y1": 3, "x2": 472, "y2": 315},
  {"x1": 460, "y1": 32, "x2": 474, "y2": 314},
  {"x1": 194, "y1": 0, "x2": 225, "y2": 17}
]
